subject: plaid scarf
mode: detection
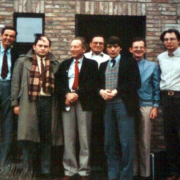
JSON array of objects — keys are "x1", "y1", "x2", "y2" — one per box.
[{"x1": 29, "y1": 54, "x2": 55, "y2": 101}]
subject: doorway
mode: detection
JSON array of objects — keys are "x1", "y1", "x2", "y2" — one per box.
[{"x1": 75, "y1": 14, "x2": 146, "y2": 57}]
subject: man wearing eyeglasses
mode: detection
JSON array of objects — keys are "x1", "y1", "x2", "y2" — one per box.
[
  {"x1": 98, "y1": 36, "x2": 141, "y2": 180},
  {"x1": 129, "y1": 37, "x2": 160, "y2": 180},
  {"x1": 84, "y1": 35, "x2": 109, "y2": 67},
  {"x1": 158, "y1": 29, "x2": 180, "y2": 180},
  {"x1": 84, "y1": 36, "x2": 110, "y2": 169}
]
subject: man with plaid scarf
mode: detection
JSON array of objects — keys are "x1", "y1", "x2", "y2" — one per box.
[{"x1": 11, "y1": 36, "x2": 62, "y2": 178}]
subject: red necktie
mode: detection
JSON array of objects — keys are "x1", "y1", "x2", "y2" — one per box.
[
  {"x1": 1, "y1": 49, "x2": 8, "y2": 79},
  {"x1": 72, "y1": 60, "x2": 79, "y2": 90}
]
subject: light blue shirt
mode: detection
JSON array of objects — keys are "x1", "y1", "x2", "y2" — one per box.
[
  {"x1": 0, "y1": 44, "x2": 12, "y2": 81},
  {"x1": 109, "y1": 54, "x2": 121, "y2": 67},
  {"x1": 137, "y1": 59, "x2": 160, "y2": 107}
]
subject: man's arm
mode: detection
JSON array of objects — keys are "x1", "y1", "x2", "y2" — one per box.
[
  {"x1": 11, "y1": 57, "x2": 24, "y2": 113},
  {"x1": 117, "y1": 57, "x2": 141, "y2": 95},
  {"x1": 150, "y1": 64, "x2": 160, "y2": 119}
]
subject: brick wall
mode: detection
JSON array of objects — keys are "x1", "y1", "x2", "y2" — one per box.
[{"x1": 1, "y1": 0, "x2": 180, "y2": 152}]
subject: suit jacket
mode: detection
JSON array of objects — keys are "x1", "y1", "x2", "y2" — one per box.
[
  {"x1": 98, "y1": 54, "x2": 141, "y2": 116},
  {"x1": 10, "y1": 48, "x2": 19, "y2": 76},
  {"x1": 55, "y1": 56, "x2": 98, "y2": 111}
]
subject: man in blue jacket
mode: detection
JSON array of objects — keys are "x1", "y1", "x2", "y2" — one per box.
[{"x1": 129, "y1": 37, "x2": 160, "y2": 180}]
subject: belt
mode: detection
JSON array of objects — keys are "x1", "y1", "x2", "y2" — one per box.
[{"x1": 162, "y1": 91, "x2": 180, "y2": 96}]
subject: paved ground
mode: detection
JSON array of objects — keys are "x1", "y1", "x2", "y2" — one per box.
[{"x1": 0, "y1": 164, "x2": 108, "y2": 180}]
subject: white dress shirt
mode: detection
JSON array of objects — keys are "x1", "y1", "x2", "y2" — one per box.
[
  {"x1": 158, "y1": 47, "x2": 180, "y2": 91},
  {"x1": 84, "y1": 51, "x2": 109, "y2": 68}
]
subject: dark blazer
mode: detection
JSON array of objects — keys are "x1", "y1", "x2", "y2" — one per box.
[
  {"x1": 11, "y1": 48, "x2": 19, "y2": 76},
  {"x1": 98, "y1": 54, "x2": 141, "y2": 116},
  {"x1": 55, "y1": 56, "x2": 98, "y2": 111}
]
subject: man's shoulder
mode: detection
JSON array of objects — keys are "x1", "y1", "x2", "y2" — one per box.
[
  {"x1": 84, "y1": 52, "x2": 91, "y2": 57},
  {"x1": 11, "y1": 47, "x2": 19, "y2": 57},
  {"x1": 103, "y1": 53, "x2": 110, "y2": 58},
  {"x1": 157, "y1": 51, "x2": 167, "y2": 60},
  {"x1": 144, "y1": 59, "x2": 158, "y2": 67},
  {"x1": 83, "y1": 56, "x2": 98, "y2": 67}
]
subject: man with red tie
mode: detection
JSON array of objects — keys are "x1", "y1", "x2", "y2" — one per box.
[
  {"x1": 55, "y1": 37, "x2": 98, "y2": 180},
  {"x1": 0, "y1": 26, "x2": 18, "y2": 172}
]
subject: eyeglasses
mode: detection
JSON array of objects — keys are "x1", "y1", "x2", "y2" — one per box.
[
  {"x1": 163, "y1": 38, "x2": 177, "y2": 42},
  {"x1": 92, "y1": 42, "x2": 104, "y2": 45}
]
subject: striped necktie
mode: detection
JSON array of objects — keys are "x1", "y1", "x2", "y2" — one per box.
[{"x1": 1, "y1": 49, "x2": 8, "y2": 79}]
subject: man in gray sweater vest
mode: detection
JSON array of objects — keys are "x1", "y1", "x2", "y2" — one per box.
[{"x1": 98, "y1": 36, "x2": 141, "y2": 180}]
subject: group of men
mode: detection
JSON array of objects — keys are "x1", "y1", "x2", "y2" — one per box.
[{"x1": 0, "y1": 25, "x2": 180, "y2": 180}]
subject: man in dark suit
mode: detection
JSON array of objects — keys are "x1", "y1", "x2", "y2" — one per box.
[
  {"x1": 55, "y1": 37, "x2": 98, "y2": 180},
  {"x1": 98, "y1": 36, "x2": 141, "y2": 180},
  {"x1": 0, "y1": 26, "x2": 18, "y2": 170}
]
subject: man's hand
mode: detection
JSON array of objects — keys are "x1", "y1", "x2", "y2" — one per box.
[
  {"x1": 65, "y1": 92, "x2": 78, "y2": 104},
  {"x1": 65, "y1": 99, "x2": 71, "y2": 107},
  {"x1": 149, "y1": 107, "x2": 158, "y2": 119},
  {"x1": 14, "y1": 106, "x2": 19, "y2": 115},
  {"x1": 100, "y1": 89, "x2": 118, "y2": 101}
]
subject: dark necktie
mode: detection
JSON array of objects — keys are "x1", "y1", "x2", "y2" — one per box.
[
  {"x1": 41, "y1": 58, "x2": 46, "y2": 92},
  {"x1": 111, "y1": 59, "x2": 116, "y2": 67},
  {"x1": 41, "y1": 58, "x2": 45, "y2": 80},
  {"x1": 72, "y1": 60, "x2": 79, "y2": 90},
  {"x1": 1, "y1": 49, "x2": 8, "y2": 79}
]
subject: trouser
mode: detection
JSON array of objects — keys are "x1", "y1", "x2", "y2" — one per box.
[
  {"x1": 134, "y1": 106, "x2": 152, "y2": 177},
  {"x1": 161, "y1": 92, "x2": 180, "y2": 176},
  {"x1": 0, "y1": 80, "x2": 13, "y2": 167},
  {"x1": 23, "y1": 96, "x2": 52, "y2": 174},
  {"x1": 62, "y1": 101, "x2": 92, "y2": 176},
  {"x1": 163, "y1": 105, "x2": 180, "y2": 176},
  {"x1": 104, "y1": 101, "x2": 134, "y2": 180}
]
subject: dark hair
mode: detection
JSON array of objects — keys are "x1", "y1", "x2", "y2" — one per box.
[
  {"x1": 160, "y1": 29, "x2": 180, "y2": 42},
  {"x1": 1, "y1": 26, "x2": 17, "y2": 37},
  {"x1": 106, "y1": 36, "x2": 122, "y2": 47},
  {"x1": 72, "y1": 36, "x2": 87, "y2": 49},
  {"x1": 91, "y1": 35, "x2": 104, "y2": 42},
  {"x1": 130, "y1": 37, "x2": 146, "y2": 47},
  {"x1": 33, "y1": 35, "x2": 51, "y2": 47}
]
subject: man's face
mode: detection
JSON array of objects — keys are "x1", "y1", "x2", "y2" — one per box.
[
  {"x1": 33, "y1": 37, "x2": 51, "y2": 58},
  {"x1": 90, "y1": 37, "x2": 104, "y2": 54},
  {"x1": 163, "y1": 32, "x2": 180, "y2": 53},
  {"x1": 129, "y1": 41, "x2": 146, "y2": 61},
  {"x1": 70, "y1": 40, "x2": 86, "y2": 60},
  {"x1": 1, "y1": 29, "x2": 16, "y2": 49},
  {"x1": 106, "y1": 44, "x2": 121, "y2": 58}
]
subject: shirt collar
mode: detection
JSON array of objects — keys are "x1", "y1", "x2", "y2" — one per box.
[
  {"x1": 73, "y1": 56, "x2": 83, "y2": 63},
  {"x1": 36, "y1": 55, "x2": 46, "y2": 61},
  {"x1": 91, "y1": 51, "x2": 104, "y2": 57},
  {"x1": 0, "y1": 43, "x2": 11, "y2": 53},
  {"x1": 110, "y1": 54, "x2": 121, "y2": 62},
  {"x1": 171, "y1": 47, "x2": 180, "y2": 56},
  {"x1": 137, "y1": 58, "x2": 145, "y2": 64}
]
